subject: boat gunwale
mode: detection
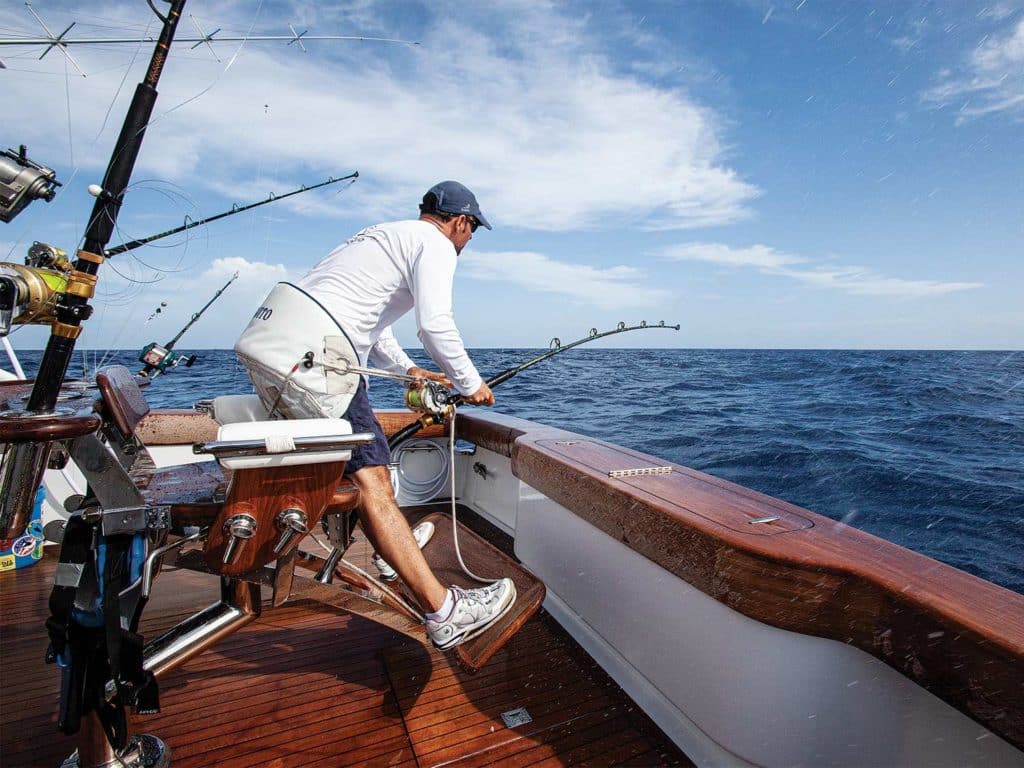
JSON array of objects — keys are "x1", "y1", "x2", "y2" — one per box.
[{"x1": 451, "y1": 408, "x2": 1024, "y2": 750}]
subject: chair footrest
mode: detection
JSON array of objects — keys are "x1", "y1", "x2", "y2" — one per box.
[{"x1": 416, "y1": 511, "x2": 546, "y2": 673}]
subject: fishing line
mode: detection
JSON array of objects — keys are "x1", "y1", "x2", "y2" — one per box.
[
  {"x1": 92, "y1": 20, "x2": 151, "y2": 145},
  {"x1": 111, "y1": 182, "x2": 201, "y2": 275},
  {"x1": 61, "y1": 44, "x2": 79, "y2": 239},
  {"x1": 445, "y1": 408, "x2": 498, "y2": 584}
]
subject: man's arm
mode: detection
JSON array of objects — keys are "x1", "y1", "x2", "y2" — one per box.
[
  {"x1": 410, "y1": 247, "x2": 485, "y2": 398},
  {"x1": 371, "y1": 325, "x2": 466, "y2": 396},
  {"x1": 368, "y1": 326, "x2": 417, "y2": 375}
]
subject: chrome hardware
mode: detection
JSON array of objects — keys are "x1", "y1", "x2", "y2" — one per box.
[
  {"x1": 749, "y1": 516, "x2": 781, "y2": 525},
  {"x1": 222, "y1": 514, "x2": 258, "y2": 565},
  {"x1": 315, "y1": 546, "x2": 344, "y2": 584},
  {"x1": 273, "y1": 507, "x2": 308, "y2": 555},
  {"x1": 608, "y1": 466, "x2": 673, "y2": 478},
  {"x1": 142, "y1": 529, "x2": 206, "y2": 599},
  {"x1": 195, "y1": 431, "x2": 375, "y2": 458}
]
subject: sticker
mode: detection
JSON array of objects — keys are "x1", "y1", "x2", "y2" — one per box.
[
  {"x1": 0, "y1": 554, "x2": 14, "y2": 571},
  {"x1": 12, "y1": 535, "x2": 36, "y2": 557}
]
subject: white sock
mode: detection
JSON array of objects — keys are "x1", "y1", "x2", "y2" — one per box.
[{"x1": 425, "y1": 588, "x2": 455, "y2": 622}]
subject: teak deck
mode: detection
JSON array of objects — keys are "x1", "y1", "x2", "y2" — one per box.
[{"x1": 0, "y1": 549, "x2": 691, "y2": 768}]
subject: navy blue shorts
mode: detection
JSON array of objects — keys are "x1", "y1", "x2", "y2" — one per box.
[{"x1": 342, "y1": 378, "x2": 391, "y2": 474}]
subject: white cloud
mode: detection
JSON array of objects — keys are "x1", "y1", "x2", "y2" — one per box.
[
  {"x1": 461, "y1": 250, "x2": 669, "y2": 310},
  {"x1": 1, "y1": 1, "x2": 758, "y2": 232},
  {"x1": 201, "y1": 255, "x2": 289, "y2": 285},
  {"x1": 923, "y1": 16, "x2": 1024, "y2": 123},
  {"x1": 662, "y1": 242, "x2": 983, "y2": 299},
  {"x1": 662, "y1": 242, "x2": 806, "y2": 269}
]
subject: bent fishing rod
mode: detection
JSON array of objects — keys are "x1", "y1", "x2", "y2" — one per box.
[
  {"x1": 106, "y1": 172, "x2": 358, "y2": 256},
  {"x1": 388, "y1": 320, "x2": 681, "y2": 450}
]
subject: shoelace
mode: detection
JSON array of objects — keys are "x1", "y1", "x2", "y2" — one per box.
[{"x1": 453, "y1": 585, "x2": 495, "y2": 610}]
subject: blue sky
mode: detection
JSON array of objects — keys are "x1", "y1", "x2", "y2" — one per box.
[{"x1": 2, "y1": 0, "x2": 1021, "y2": 352}]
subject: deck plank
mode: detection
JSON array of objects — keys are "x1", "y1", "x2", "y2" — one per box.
[{"x1": 3, "y1": 545, "x2": 691, "y2": 767}]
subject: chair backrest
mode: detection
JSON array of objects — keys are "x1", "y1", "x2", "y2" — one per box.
[
  {"x1": 95, "y1": 366, "x2": 151, "y2": 465},
  {"x1": 96, "y1": 366, "x2": 150, "y2": 438}
]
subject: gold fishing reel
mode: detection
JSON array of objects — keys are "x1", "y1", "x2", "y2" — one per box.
[
  {"x1": 0, "y1": 243, "x2": 100, "y2": 337},
  {"x1": 404, "y1": 380, "x2": 454, "y2": 417}
]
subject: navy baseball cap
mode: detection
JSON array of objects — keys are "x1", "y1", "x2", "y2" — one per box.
[{"x1": 423, "y1": 180, "x2": 491, "y2": 230}]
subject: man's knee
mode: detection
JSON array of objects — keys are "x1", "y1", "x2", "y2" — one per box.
[{"x1": 351, "y1": 465, "x2": 395, "y2": 506}]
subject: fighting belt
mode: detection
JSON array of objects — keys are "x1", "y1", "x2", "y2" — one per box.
[{"x1": 234, "y1": 282, "x2": 361, "y2": 419}]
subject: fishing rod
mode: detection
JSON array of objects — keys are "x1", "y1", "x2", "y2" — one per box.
[
  {"x1": 388, "y1": 320, "x2": 681, "y2": 450},
  {"x1": 139, "y1": 271, "x2": 238, "y2": 377},
  {"x1": 106, "y1": 172, "x2": 358, "y2": 256}
]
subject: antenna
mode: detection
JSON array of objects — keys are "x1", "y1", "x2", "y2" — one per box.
[
  {"x1": 288, "y1": 24, "x2": 308, "y2": 52},
  {"x1": 24, "y1": 2, "x2": 85, "y2": 77},
  {"x1": 189, "y1": 14, "x2": 221, "y2": 61}
]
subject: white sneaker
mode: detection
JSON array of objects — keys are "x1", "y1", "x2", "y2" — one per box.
[
  {"x1": 372, "y1": 520, "x2": 434, "y2": 582},
  {"x1": 426, "y1": 578, "x2": 517, "y2": 651}
]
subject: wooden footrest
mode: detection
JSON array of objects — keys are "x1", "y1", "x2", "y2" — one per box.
[{"x1": 415, "y1": 511, "x2": 546, "y2": 673}]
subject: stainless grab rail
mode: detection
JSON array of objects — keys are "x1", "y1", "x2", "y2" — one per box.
[{"x1": 193, "y1": 431, "x2": 376, "y2": 458}]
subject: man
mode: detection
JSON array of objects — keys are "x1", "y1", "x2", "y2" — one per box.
[{"x1": 238, "y1": 181, "x2": 514, "y2": 651}]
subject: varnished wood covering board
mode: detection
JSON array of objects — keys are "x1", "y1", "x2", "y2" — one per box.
[
  {"x1": 453, "y1": 410, "x2": 1024, "y2": 750},
  {"x1": 539, "y1": 438, "x2": 813, "y2": 535},
  {"x1": 2, "y1": 548, "x2": 690, "y2": 767},
  {"x1": 375, "y1": 409, "x2": 448, "y2": 440},
  {"x1": 136, "y1": 409, "x2": 220, "y2": 445}
]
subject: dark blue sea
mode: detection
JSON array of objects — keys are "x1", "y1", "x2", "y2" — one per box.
[{"x1": 15, "y1": 348, "x2": 1024, "y2": 594}]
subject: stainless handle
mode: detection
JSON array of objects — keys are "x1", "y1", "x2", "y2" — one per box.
[
  {"x1": 273, "y1": 508, "x2": 308, "y2": 555},
  {"x1": 222, "y1": 513, "x2": 257, "y2": 565}
]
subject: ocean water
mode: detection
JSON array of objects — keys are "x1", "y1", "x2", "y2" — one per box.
[{"x1": 14, "y1": 347, "x2": 1024, "y2": 594}]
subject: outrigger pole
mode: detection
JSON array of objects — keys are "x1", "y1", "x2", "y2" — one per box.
[
  {"x1": 28, "y1": 0, "x2": 187, "y2": 412},
  {"x1": 106, "y1": 172, "x2": 358, "y2": 255},
  {"x1": 0, "y1": 0, "x2": 188, "y2": 537},
  {"x1": 389, "y1": 321, "x2": 681, "y2": 450}
]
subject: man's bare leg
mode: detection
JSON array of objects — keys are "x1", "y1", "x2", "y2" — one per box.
[{"x1": 350, "y1": 464, "x2": 448, "y2": 613}]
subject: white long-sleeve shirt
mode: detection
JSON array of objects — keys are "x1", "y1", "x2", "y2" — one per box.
[{"x1": 296, "y1": 219, "x2": 483, "y2": 395}]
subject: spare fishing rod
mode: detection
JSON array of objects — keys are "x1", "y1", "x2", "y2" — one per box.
[
  {"x1": 389, "y1": 320, "x2": 680, "y2": 450},
  {"x1": 138, "y1": 270, "x2": 238, "y2": 378},
  {"x1": 106, "y1": 172, "x2": 358, "y2": 256}
]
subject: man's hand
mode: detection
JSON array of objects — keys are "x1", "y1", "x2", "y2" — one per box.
[
  {"x1": 407, "y1": 367, "x2": 453, "y2": 389},
  {"x1": 463, "y1": 381, "x2": 495, "y2": 406}
]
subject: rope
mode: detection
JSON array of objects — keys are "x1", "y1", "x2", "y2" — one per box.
[{"x1": 446, "y1": 408, "x2": 497, "y2": 584}]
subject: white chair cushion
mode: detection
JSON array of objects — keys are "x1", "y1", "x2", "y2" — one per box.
[{"x1": 216, "y1": 418, "x2": 355, "y2": 469}]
